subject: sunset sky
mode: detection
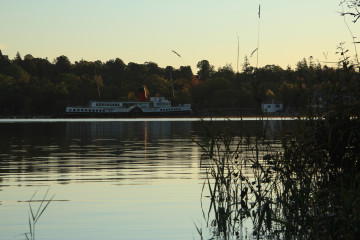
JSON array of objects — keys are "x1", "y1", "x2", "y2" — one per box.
[{"x1": 0, "y1": 0, "x2": 358, "y2": 71}]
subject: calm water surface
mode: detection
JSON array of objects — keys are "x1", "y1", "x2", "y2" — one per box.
[{"x1": 0, "y1": 119, "x2": 291, "y2": 240}]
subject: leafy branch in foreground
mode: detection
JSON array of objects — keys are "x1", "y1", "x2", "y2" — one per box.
[{"x1": 340, "y1": 0, "x2": 360, "y2": 23}]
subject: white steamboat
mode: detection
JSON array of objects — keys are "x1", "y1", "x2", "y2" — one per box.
[{"x1": 66, "y1": 97, "x2": 192, "y2": 117}]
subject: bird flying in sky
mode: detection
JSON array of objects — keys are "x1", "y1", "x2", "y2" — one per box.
[{"x1": 172, "y1": 50, "x2": 181, "y2": 58}]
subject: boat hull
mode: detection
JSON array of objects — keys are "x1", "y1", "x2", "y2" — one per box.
[{"x1": 62, "y1": 110, "x2": 193, "y2": 118}]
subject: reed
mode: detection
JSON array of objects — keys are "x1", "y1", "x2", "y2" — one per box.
[
  {"x1": 195, "y1": 119, "x2": 281, "y2": 239},
  {"x1": 24, "y1": 189, "x2": 54, "y2": 240},
  {"x1": 196, "y1": 90, "x2": 360, "y2": 239}
]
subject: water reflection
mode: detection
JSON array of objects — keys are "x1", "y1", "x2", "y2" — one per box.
[
  {"x1": 0, "y1": 119, "x2": 296, "y2": 240},
  {"x1": 0, "y1": 120, "x2": 294, "y2": 189},
  {"x1": 0, "y1": 121, "x2": 200, "y2": 188}
]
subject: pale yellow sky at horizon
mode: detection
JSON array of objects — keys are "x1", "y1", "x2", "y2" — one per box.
[{"x1": 0, "y1": 0, "x2": 358, "y2": 71}]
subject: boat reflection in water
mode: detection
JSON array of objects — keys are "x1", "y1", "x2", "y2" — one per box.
[{"x1": 0, "y1": 119, "x2": 295, "y2": 240}]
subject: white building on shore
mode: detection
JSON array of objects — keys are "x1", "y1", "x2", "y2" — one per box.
[{"x1": 261, "y1": 99, "x2": 283, "y2": 113}]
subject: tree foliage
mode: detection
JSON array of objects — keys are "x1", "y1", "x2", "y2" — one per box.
[
  {"x1": 0, "y1": 51, "x2": 359, "y2": 116},
  {"x1": 341, "y1": 0, "x2": 360, "y2": 23}
]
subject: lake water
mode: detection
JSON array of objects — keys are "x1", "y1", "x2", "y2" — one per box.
[{"x1": 0, "y1": 118, "x2": 292, "y2": 240}]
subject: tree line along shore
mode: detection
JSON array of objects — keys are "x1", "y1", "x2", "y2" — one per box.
[{"x1": 0, "y1": 50, "x2": 359, "y2": 117}]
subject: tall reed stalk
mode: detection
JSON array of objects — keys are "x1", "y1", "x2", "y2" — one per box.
[
  {"x1": 25, "y1": 189, "x2": 54, "y2": 240},
  {"x1": 195, "y1": 119, "x2": 282, "y2": 239},
  {"x1": 196, "y1": 102, "x2": 360, "y2": 239}
]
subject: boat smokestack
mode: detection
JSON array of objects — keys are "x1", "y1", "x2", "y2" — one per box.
[{"x1": 137, "y1": 86, "x2": 148, "y2": 102}]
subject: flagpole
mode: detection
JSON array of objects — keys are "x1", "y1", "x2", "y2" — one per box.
[
  {"x1": 257, "y1": 3, "x2": 261, "y2": 68},
  {"x1": 237, "y1": 33, "x2": 239, "y2": 73}
]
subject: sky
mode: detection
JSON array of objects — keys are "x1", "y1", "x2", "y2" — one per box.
[{"x1": 0, "y1": 0, "x2": 358, "y2": 72}]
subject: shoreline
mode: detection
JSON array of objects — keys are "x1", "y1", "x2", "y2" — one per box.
[
  {"x1": 0, "y1": 114, "x2": 305, "y2": 122},
  {"x1": 0, "y1": 109, "x2": 307, "y2": 120}
]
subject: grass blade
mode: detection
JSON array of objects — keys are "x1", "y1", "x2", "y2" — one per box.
[{"x1": 35, "y1": 194, "x2": 54, "y2": 224}]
